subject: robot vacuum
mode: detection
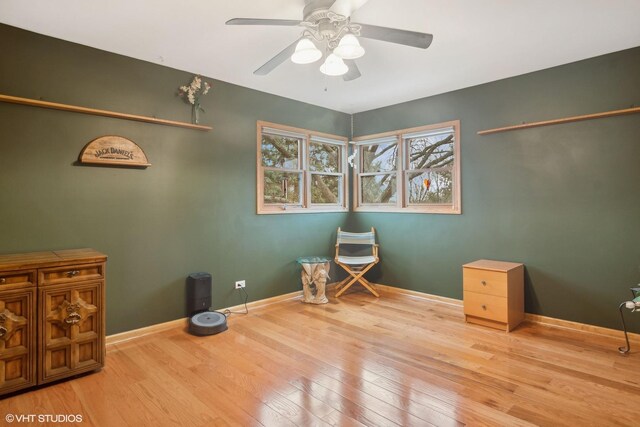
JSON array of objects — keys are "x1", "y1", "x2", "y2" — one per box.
[
  {"x1": 189, "y1": 310, "x2": 228, "y2": 336},
  {"x1": 186, "y1": 272, "x2": 228, "y2": 336}
]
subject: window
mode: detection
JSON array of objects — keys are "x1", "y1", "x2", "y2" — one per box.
[
  {"x1": 354, "y1": 120, "x2": 461, "y2": 214},
  {"x1": 257, "y1": 121, "x2": 348, "y2": 214},
  {"x1": 359, "y1": 137, "x2": 399, "y2": 205}
]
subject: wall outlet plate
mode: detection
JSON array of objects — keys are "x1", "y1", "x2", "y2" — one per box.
[{"x1": 235, "y1": 280, "x2": 246, "y2": 289}]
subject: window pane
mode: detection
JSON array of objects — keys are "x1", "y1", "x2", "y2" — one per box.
[
  {"x1": 361, "y1": 142, "x2": 397, "y2": 173},
  {"x1": 264, "y1": 171, "x2": 302, "y2": 204},
  {"x1": 261, "y1": 134, "x2": 300, "y2": 169},
  {"x1": 311, "y1": 174, "x2": 341, "y2": 204},
  {"x1": 361, "y1": 174, "x2": 397, "y2": 204},
  {"x1": 408, "y1": 131, "x2": 454, "y2": 170},
  {"x1": 309, "y1": 142, "x2": 340, "y2": 173},
  {"x1": 407, "y1": 170, "x2": 452, "y2": 204}
]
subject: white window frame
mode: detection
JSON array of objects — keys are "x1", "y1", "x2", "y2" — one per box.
[
  {"x1": 257, "y1": 121, "x2": 349, "y2": 214},
  {"x1": 353, "y1": 120, "x2": 461, "y2": 214}
]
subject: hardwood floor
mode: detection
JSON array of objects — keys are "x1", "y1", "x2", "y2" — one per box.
[{"x1": 1, "y1": 290, "x2": 639, "y2": 426}]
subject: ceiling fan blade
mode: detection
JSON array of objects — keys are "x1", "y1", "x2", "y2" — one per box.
[
  {"x1": 356, "y1": 23, "x2": 433, "y2": 49},
  {"x1": 343, "y1": 59, "x2": 361, "y2": 81},
  {"x1": 254, "y1": 39, "x2": 300, "y2": 76},
  {"x1": 330, "y1": 0, "x2": 370, "y2": 17},
  {"x1": 226, "y1": 18, "x2": 301, "y2": 26}
]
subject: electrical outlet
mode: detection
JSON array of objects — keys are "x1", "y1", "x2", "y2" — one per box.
[{"x1": 235, "y1": 280, "x2": 246, "y2": 289}]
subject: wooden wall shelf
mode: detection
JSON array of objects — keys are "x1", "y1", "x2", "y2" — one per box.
[
  {"x1": 478, "y1": 106, "x2": 640, "y2": 135},
  {"x1": 0, "y1": 94, "x2": 212, "y2": 131}
]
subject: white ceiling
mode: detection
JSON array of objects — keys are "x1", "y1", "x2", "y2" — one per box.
[{"x1": 1, "y1": 0, "x2": 640, "y2": 114}]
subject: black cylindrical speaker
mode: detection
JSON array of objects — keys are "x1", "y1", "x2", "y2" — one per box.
[{"x1": 187, "y1": 272, "x2": 212, "y2": 316}]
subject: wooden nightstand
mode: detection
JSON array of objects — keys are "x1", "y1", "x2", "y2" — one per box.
[{"x1": 463, "y1": 259, "x2": 524, "y2": 332}]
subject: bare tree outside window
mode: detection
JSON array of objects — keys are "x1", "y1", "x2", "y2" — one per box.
[
  {"x1": 354, "y1": 121, "x2": 460, "y2": 214},
  {"x1": 360, "y1": 141, "x2": 398, "y2": 204},
  {"x1": 406, "y1": 131, "x2": 454, "y2": 204},
  {"x1": 262, "y1": 133, "x2": 302, "y2": 205},
  {"x1": 257, "y1": 122, "x2": 348, "y2": 214},
  {"x1": 309, "y1": 141, "x2": 342, "y2": 204}
]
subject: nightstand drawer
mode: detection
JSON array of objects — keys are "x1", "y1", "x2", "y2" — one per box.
[
  {"x1": 463, "y1": 291, "x2": 508, "y2": 323},
  {"x1": 463, "y1": 268, "x2": 507, "y2": 297}
]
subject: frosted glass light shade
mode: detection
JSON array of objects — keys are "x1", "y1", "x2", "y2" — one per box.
[
  {"x1": 291, "y1": 38, "x2": 322, "y2": 64},
  {"x1": 319, "y1": 53, "x2": 349, "y2": 76},
  {"x1": 334, "y1": 34, "x2": 365, "y2": 59}
]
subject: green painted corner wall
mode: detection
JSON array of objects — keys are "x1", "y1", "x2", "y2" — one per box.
[
  {"x1": 1, "y1": 23, "x2": 638, "y2": 335},
  {"x1": 0, "y1": 24, "x2": 349, "y2": 334},
  {"x1": 352, "y1": 47, "x2": 640, "y2": 331}
]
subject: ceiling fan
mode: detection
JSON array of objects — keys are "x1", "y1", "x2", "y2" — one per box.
[{"x1": 226, "y1": 0, "x2": 433, "y2": 81}]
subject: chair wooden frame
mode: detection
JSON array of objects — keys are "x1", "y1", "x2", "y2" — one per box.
[{"x1": 334, "y1": 227, "x2": 380, "y2": 297}]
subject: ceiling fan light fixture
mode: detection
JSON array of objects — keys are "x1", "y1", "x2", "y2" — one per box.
[
  {"x1": 319, "y1": 53, "x2": 349, "y2": 76},
  {"x1": 291, "y1": 38, "x2": 322, "y2": 64},
  {"x1": 334, "y1": 34, "x2": 365, "y2": 59}
]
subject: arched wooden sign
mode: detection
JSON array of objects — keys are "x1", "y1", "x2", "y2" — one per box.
[{"x1": 79, "y1": 135, "x2": 151, "y2": 167}]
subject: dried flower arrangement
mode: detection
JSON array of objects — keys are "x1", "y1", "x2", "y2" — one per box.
[{"x1": 178, "y1": 75, "x2": 211, "y2": 124}]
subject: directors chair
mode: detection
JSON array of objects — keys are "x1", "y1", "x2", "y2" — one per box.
[{"x1": 334, "y1": 227, "x2": 380, "y2": 298}]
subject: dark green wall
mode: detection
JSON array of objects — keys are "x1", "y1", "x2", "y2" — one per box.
[
  {"x1": 353, "y1": 47, "x2": 640, "y2": 331},
  {"x1": 1, "y1": 23, "x2": 638, "y2": 334},
  {"x1": 0, "y1": 24, "x2": 350, "y2": 334}
]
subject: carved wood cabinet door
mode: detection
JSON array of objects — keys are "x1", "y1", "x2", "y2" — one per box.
[
  {"x1": 39, "y1": 281, "x2": 104, "y2": 384},
  {"x1": 0, "y1": 287, "x2": 36, "y2": 394}
]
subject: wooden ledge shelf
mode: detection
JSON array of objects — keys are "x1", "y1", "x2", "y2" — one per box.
[
  {"x1": 478, "y1": 105, "x2": 640, "y2": 135},
  {"x1": 0, "y1": 94, "x2": 212, "y2": 131}
]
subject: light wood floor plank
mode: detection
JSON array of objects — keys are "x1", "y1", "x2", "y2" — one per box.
[{"x1": 1, "y1": 289, "x2": 638, "y2": 426}]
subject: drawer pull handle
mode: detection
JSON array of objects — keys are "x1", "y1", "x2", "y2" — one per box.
[
  {"x1": 66, "y1": 270, "x2": 80, "y2": 277},
  {"x1": 482, "y1": 304, "x2": 487, "y2": 310},
  {"x1": 481, "y1": 280, "x2": 487, "y2": 286},
  {"x1": 65, "y1": 313, "x2": 82, "y2": 325},
  {"x1": 0, "y1": 278, "x2": 5, "y2": 284}
]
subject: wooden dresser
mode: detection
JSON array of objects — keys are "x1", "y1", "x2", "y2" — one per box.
[
  {"x1": 463, "y1": 259, "x2": 524, "y2": 332},
  {"x1": 0, "y1": 249, "x2": 106, "y2": 396}
]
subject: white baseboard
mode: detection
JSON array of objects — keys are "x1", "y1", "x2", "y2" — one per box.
[
  {"x1": 375, "y1": 283, "x2": 639, "y2": 343},
  {"x1": 107, "y1": 284, "x2": 638, "y2": 346},
  {"x1": 106, "y1": 290, "x2": 303, "y2": 346}
]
